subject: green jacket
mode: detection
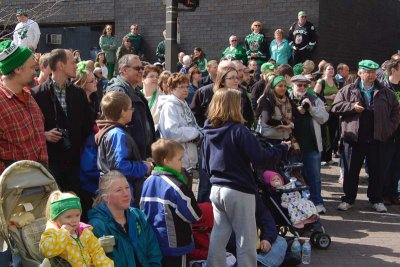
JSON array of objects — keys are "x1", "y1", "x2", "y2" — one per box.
[
  {"x1": 88, "y1": 203, "x2": 162, "y2": 267},
  {"x1": 194, "y1": 57, "x2": 208, "y2": 77},
  {"x1": 127, "y1": 33, "x2": 143, "y2": 55},
  {"x1": 221, "y1": 44, "x2": 247, "y2": 63},
  {"x1": 99, "y1": 35, "x2": 117, "y2": 63},
  {"x1": 245, "y1": 32, "x2": 268, "y2": 65}
]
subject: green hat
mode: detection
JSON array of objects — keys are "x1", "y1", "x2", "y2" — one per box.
[
  {"x1": 358, "y1": 59, "x2": 379, "y2": 70},
  {"x1": 293, "y1": 63, "x2": 303, "y2": 75},
  {"x1": 16, "y1": 8, "x2": 28, "y2": 16},
  {"x1": 0, "y1": 40, "x2": 32, "y2": 75},
  {"x1": 261, "y1": 62, "x2": 275, "y2": 72},
  {"x1": 298, "y1": 11, "x2": 307, "y2": 17},
  {"x1": 50, "y1": 197, "x2": 82, "y2": 221}
]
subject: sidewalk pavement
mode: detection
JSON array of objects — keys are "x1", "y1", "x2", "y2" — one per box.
[{"x1": 192, "y1": 163, "x2": 400, "y2": 267}]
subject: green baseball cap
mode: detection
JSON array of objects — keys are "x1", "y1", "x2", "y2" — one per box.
[
  {"x1": 16, "y1": 9, "x2": 28, "y2": 16},
  {"x1": 358, "y1": 59, "x2": 379, "y2": 70},
  {"x1": 0, "y1": 40, "x2": 32, "y2": 75},
  {"x1": 261, "y1": 62, "x2": 275, "y2": 72},
  {"x1": 298, "y1": 11, "x2": 307, "y2": 17}
]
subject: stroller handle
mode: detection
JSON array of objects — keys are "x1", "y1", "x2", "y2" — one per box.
[{"x1": 275, "y1": 185, "x2": 309, "y2": 193}]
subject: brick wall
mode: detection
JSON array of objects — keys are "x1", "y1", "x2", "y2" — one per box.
[
  {"x1": 113, "y1": 0, "x2": 319, "y2": 63},
  {"x1": 317, "y1": 0, "x2": 400, "y2": 70}
]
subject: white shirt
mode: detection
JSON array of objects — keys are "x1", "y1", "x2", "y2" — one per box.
[{"x1": 13, "y1": 19, "x2": 41, "y2": 50}]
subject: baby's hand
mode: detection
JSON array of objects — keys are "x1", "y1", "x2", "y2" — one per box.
[{"x1": 61, "y1": 224, "x2": 75, "y2": 234}]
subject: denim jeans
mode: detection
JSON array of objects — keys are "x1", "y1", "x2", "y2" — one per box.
[
  {"x1": 256, "y1": 236, "x2": 287, "y2": 267},
  {"x1": 301, "y1": 150, "x2": 323, "y2": 205}
]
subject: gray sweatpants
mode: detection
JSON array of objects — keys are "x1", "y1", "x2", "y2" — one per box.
[{"x1": 207, "y1": 185, "x2": 257, "y2": 267}]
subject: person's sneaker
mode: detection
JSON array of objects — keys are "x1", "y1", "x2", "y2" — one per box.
[
  {"x1": 372, "y1": 203, "x2": 387, "y2": 212},
  {"x1": 315, "y1": 204, "x2": 326, "y2": 214},
  {"x1": 337, "y1": 202, "x2": 353, "y2": 211},
  {"x1": 321, "y1": 161, "x2": 327, "y2": 166}
]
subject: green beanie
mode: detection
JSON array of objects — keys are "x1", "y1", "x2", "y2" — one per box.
[
  {"x1": 293, "y1": 63, "x2": 303, "y2": 75},
  {"x1": 261, "y1": 62, "x2": 275, "y2": 72},
  {"x1": 0, "y1": 40, "x2": 32, "y2": 75}
]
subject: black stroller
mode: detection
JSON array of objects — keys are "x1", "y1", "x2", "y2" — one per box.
[{"x1": 253, "y1": 133, "x2": 331, "y2": 249}]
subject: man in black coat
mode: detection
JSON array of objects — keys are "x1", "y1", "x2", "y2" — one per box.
[{"x1": 33, "y1": 49, "x2": 91, "y2": 194}]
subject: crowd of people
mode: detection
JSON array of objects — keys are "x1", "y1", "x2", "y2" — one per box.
[{"x1": 1, "y1": 7, "x2": 400, "y2": 267}]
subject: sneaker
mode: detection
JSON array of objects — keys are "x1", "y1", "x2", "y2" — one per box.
[
  {"x1": 321, "y1": 161, "x2": 327, "y2": 166},
  {"x1": 316, "y1": 204, "x2": 326, "y2": 214},
  {"x1": 327, "y1": 160, "x2": 335, "y2": 165},
  {"x1": 337, "y1": 202, "x2": 353, "y2": 211},
  {"x1": 372, "y1": 203, "x2": 387, "y2": 212},
  {"x1": 338, "y1": 176, "x2": 344, "y2": 184}
]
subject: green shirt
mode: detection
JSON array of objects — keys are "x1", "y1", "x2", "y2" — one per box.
[
  {"x1": 99, "y1": 35, "x2": 117, "y2": 63},
  {"x1": 317, "y1": 79, "x2": 338, "y2": 106},
  {"x1": 126, "y1": 33, "x2": 143, "y2": 55},
  {"x1": 221, "y1": 44, "x2": 247, "y2": 63},
  {"x1": 245, "y1": 32, "x2": 267, "y2": 65}
]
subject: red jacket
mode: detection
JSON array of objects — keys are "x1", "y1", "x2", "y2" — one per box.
[{"x1": 189, "y1": 202, "x2": 214, "y2": 260}]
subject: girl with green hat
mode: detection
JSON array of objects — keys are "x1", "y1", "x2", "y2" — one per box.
[{"x1": 40, "y1": 191, "x2": 114, "y2": 267}]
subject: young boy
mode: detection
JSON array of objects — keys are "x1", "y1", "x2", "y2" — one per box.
[
  {"x1": 95, "y1": 91, "x2": 153, "y2": 207},
  {"x1": 140, "y1": 138, "x2": 202, "y2": 266}
]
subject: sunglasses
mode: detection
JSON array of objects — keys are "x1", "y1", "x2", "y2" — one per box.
[
  {"x1": 127, "y1": 66, "x2": 144, "y2": 71},
  {"x1": 296, "y1": 83, "x2": 308, "y2": 88},
  {"x1": 231, "y1": 39, "x2": 238, "y2": 42},
  {"x1": 254, "y1": 24, "x2": 261, "y2": 27}
]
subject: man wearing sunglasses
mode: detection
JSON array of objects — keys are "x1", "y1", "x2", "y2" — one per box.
[
  {"x1": 288, "y1": 11, "x2": 317, "y2": 64},
  {"x1": 106, "y1": 54, "x2": 156, "y2": 161},
  {"x1": 289, "y1": 75, "x2": 329, "y2": 214},
  {"x1": 221, "y1": 35, "x2": 247, "y2": 63}
]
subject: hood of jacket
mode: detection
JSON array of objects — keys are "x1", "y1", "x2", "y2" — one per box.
[
  {"x1": 202, "y1": 120, "x2": 237, "y2": 143},
  {"x1": 94, "y1": 119, "x2": 124, "y2": 145},
  {"x1": 157, "y1": 94, "x2": 185, "y2": 111}
]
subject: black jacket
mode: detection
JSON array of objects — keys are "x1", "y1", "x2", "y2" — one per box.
[
  {"x1": 33, "y1": 80, "x2": 92, "y2": 165},
  {"x1": 190, "y1": 84, "x2": 254, "y2": 128}
]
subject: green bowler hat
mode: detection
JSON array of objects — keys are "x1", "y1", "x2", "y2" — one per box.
[{"x1": 358, "y1": 59, "x2": 379, "y2": 70}]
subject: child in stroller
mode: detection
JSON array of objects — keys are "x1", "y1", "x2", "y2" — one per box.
[
  {"x1": 257, "y1": 164, "x2": 331, "y2": 249},
  {"x1": 263, "y1": 170, "x2": 319, "y2": 229}
]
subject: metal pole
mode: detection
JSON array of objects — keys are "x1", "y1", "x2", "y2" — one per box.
[{"x1": 165, "y1": 0, "x2": 178, "y2": 72}]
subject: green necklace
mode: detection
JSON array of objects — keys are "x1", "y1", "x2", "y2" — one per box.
[{"x1": 154, "y1": 166, "x2": 187, "y2": 185}]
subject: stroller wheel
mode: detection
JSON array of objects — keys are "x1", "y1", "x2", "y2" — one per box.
[
  {"x1": 315, "y1": 233, "x2": 331, "y2": 249},
  {"x1": 278, "y1": 226, "x2": 288, "y2": 237}
]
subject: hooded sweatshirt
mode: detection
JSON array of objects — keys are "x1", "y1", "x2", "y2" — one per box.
[
  {"x1": 158, "y1": 94, "x2": 201, "y2": 169},
  {"x1": 95, "y1": 120, "x2": 147, "y2": 180},
  {"x1": 202, "y1": 120, "x2": 288, "y2": 194}
]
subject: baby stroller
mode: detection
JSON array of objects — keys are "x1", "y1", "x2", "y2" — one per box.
[
  {"x1": 257, "y1": 162, "x2": 331, "y2": 249},
  {"x1": 0, "y1": 160, "x2": 59, "y2": 267}
]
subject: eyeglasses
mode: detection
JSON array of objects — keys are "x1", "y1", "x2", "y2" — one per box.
[
  {"x1": 176, "y1": 85, "x2": 189, "y2": 89},
  {"x1": 87, "y1": 79, "x2": 97, "y2": 84},
  {"x1": 225, "y1": 76, "x2": 239, "y2": 81},
  {"x1": 127, "y1": 66, "x2": 144, "y2": 71},
  {"x1": 296, "y1": 83, "x2": 308, "y2": 88}
]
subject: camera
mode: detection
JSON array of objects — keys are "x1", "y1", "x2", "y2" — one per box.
[
  {"x1": 59, "y1": 128, "x2": 72, "y2": 151},
  {"x1": 300, "y1": 96, "x2": 310, "y2": 110}
]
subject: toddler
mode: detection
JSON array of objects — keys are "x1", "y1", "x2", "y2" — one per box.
[
  {"x1": 40, "y1": 191, "x2": 113, "y2": 267},
  {"x1": 263, "y1": 170, "x2": 319, "y2": 229}
]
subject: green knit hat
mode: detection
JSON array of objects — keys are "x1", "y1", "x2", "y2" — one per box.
[
  {"x1": 261, "y1": 62, "x2": 275, "y2": 72},
  {"x1": 293, "y1": 63, "x2": 303, "y2": 75},
  {"x1": 0, "y1": 40, "x2": 32, "y2": 75}
]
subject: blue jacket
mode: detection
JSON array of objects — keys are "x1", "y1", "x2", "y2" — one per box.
[
  {"x1": 95, "y1": 122, "x2": 148, "y2": 180},
  {"x1": 88, "y1": 203, "x2": 162, "y2": 267},
  {"x1": 140, "y1": 170, "x2": 202, "y2": 257},
  {"x1": 201, "y1": 120, "x2": 288, "y2": 194}
]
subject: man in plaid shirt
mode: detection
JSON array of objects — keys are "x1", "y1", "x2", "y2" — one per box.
[{"x1": 0, "y1": 40, "x2": 48, "y2": 174}]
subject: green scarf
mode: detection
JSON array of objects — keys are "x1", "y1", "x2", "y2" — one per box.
[{"x1": 154, "y1": 166, "x2": 187, "y2": 185}]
